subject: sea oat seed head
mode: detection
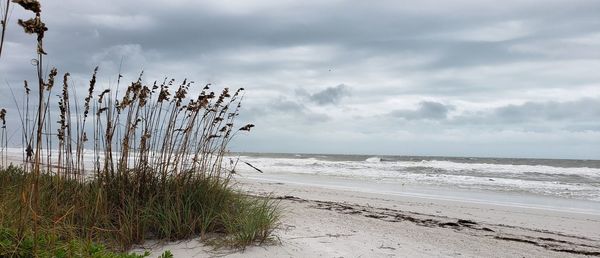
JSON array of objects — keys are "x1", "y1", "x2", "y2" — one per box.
[
  {"x1": 239, "y1": 124, "x2": 255, "y2": 131},
  {"x1": 0, "y1": 108, "x2": 6, "y2": 126},
  {"x1": 12, "y1": 0, "x2": 41, "y2": 14},
  {"x1": 46, "y1": 67, "x2": 58, "y2": 90},
  {"x1": 23, "y1": 80, "x2": 30, "y2": 94}
]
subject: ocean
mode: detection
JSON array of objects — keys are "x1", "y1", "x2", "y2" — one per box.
[
  {"x1": 3, "y1": 147, "x2": 599, "y2": 214},
  {"x1": 233, "y1": 153, "x2": 600, "y2": 214}
]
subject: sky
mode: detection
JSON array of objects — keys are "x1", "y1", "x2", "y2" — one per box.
[{"x1": 1, "y1": 0, "x2": 599, "y2": 159}]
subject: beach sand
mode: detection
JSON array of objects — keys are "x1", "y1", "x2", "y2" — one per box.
[{"x1": 135, "y1": 177, "x2": 600, "y2": 257}]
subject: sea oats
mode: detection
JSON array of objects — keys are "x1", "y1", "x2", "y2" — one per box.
[{"x1": 11, "y1": 0, "x2": 41, "y2": 13}]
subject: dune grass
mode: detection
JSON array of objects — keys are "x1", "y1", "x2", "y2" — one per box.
[
  {"x1": 0, "y1": 224, "x2": 155, "y2": 258},
  {"x1": 0, "y1": 163, "x2": 279, "y2": 254},
  {"x1": 0, "y1": 0, "x2": 279, "y2": 256}
]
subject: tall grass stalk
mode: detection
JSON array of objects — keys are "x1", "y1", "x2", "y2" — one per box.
[
  {"x1": 0, "y1": 0, "x2": 10, "y2": 167},
  {"x1": 0, "y1": 0, "x2": 10, "y2": 59}
]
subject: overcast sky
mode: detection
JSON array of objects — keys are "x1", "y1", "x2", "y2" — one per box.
[{"x1": 1, "y1": 0, "x2": 599, "y2": 159}]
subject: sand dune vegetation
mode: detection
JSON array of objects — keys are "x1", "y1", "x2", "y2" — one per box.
[{"x1": 0, "y1": 1, "x2": 278, "y2": 256}]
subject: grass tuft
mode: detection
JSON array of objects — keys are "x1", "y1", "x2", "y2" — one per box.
[
  {"x1": 0, "y1": 163, "x2": 280, "y2": 253},
  {"x1": 224, "y1": 197, "x2": 281, "y2": 248}
]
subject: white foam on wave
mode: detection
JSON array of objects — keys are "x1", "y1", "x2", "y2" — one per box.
[
  {"x1": 234, "y1": 155, "x2": 600, "y2": 201},
  {"x1": 411, "y1": 160, "x2": 600, "y2": 177},
  {"x1": 238, "y1": 156, "x2": 600, "y2": 178},
  {"x1": 365, "y1": 157, "x2": 381, "y2": 163}
]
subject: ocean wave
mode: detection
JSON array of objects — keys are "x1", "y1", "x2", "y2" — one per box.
[
  {"x1": 365, "y1": 157, "x2": 381, "y2": 163},
  {"x1": 238, "y1": 156, "x2": 600, "y2": 178},
  {"x1": 409, "y1": 160, "x2": 600, "y2": 177},
  {"x1": 233, "y1": 155, "x2": 600, "y2": 201}
]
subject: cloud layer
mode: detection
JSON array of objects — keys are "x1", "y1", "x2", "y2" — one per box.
[{"x1": 1, "y1": 0, "x2": 599, "y2": 159}]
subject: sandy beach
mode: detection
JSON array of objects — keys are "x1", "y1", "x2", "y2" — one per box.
[
  {"x1": 135, "y1": 176, "x2": 600, "y2": 257},
  {"x1": 2, "y1": 1, "x2": 600, "y2": 257}
]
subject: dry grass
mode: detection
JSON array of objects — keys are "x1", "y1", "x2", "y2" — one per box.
[{"x1": 0, "y1": 0, "x2": 279, "y2": 255}]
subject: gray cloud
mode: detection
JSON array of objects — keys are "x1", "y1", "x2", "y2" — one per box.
[
  {"x1": 1, "y1": 0, "x2": 600, "y2": 158},
  {"x1": 493, "y1": 98, "x2": 600, "y2": 123},
  {"x1": 298, "y1": 84, "x2": 350, "y2": 106},
  {"x1": 242, "y1": 97, "x2": 330, "y2": 125},
  {"x1": 390, "y1": 101, "x2": 454, "y2": 120},
  {"x1": 450, "y1": 98, "x2": 600, "y2": 131}
]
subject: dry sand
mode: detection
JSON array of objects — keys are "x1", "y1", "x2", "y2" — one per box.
[{"x1": 134, "y1": 177, "x2": 600, "y2": 257}]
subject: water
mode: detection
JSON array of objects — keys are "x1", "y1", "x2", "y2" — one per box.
[
  {"x1": 4, "y1": 147, "x2": 599, "y2": 213},
  {"x1": 232, "y1": 153, "x2": 600, "y2": 204}
]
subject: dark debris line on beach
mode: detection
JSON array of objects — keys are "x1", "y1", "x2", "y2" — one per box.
[{"x1": 274, "y1": 195, "x2": 600, "y2": 257}]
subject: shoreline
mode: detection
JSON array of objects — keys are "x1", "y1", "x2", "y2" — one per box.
[
  {"x1": 243, "y1": 174, "x2": 600, "y2": 216},
  {"x1": 135, "y1": 176, "x2": 600, "y2": 257}
]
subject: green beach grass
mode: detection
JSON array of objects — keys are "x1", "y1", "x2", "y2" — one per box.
[
  {"x1": 0, "y1": 164, "x2": 279, "y2": 255},
  {"x1": 0, "y1": 0, "x2": 279, "y2": 256}
]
